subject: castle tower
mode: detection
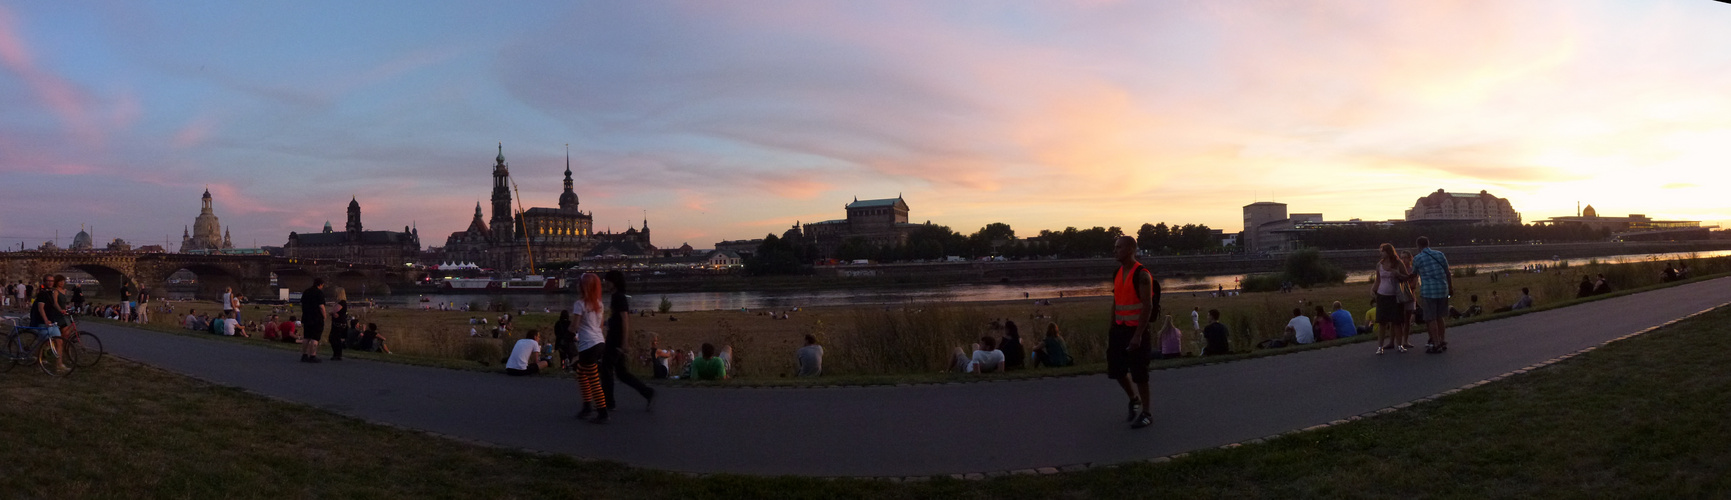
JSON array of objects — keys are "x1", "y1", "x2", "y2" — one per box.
[{"x1": 490, "y1": 143, "x2": 515, "y2": 244}]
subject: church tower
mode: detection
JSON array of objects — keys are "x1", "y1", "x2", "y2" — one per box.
[
  {"x1": 346, "y1": 196, "x2": 364, "y2": 234},
  {"x1": 558, "y1": 148, "x2": 579, "y2": 211},
  {"x1": 490, "y1": 144, "x2": 515, "y2": 244}
]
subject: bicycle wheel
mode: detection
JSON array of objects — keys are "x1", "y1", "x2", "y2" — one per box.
[
  {"x1": 38, "y1": 338, "x2": 76, "y2": 377},
  {"x1": 3, "y1": 330, "x2": 40, "y2": 373},
  {"x1": 72, "y1": 332, "x2": 103, "y2": 368}
]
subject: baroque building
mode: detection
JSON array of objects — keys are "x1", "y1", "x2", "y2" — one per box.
[
  {"x1": 441, "y1": 145, "x2": 646, "y2": 270},
  {"x1": 800, "y1": 196, "x2": 918, "y2": 257},
  {"x1": 1404, "y1": 189, "x2": 1521, "y2": 225},
  {"x1": 283, "y1": 197, "x2": 422, "y2": 266},
  {"x1": 181, "y1": 189, "x2": 233, "y2": 252}
]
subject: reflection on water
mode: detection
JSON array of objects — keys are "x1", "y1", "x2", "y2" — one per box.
[{"x1": 346, "y1": 249, "x2": 1731, "y2": 313}]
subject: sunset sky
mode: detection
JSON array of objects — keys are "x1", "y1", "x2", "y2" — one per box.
[{"x1": 2, "y1": 1, "x2": 1728, "y2": 251}]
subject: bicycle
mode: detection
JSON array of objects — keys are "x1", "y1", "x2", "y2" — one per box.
[
  {"x1": 3, "y1": 318, "x2": 79, "y2": 377},
  {"x1": 60, "y1": 316, "x2": 103, "y2": 368}
]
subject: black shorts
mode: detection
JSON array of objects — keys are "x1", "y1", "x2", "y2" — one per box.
[
  {"x1": 1107, "y1": 323, "x2": 1152, "y2": 383},
  {"x1": 301, "y1": 321, "x2": 325, "y2": 342},
  {"x1": 1375, "y1": 294, "x2": 1401, "y2": 325},
  {"x1": 505, "y1": 365, "x2": 540, "y2": 376}
]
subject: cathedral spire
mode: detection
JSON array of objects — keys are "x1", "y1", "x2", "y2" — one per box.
[{"x1": 558, "y1": 144, "x2": 579, "y2": 211}]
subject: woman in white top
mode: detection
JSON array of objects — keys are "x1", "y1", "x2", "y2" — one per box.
[
  {"x1": 572, "y1": 273, "x2": 610, "y2": 422},
  {"x1": 1369, "y1": 243, "x2": 1409, "y2": 354}
]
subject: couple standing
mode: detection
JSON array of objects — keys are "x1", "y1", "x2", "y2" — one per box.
[
  {"x1": 570, "y1": 271, "x2": 655, "y2": 424},
  {"x1": 1371, "y1": 237, "x2": 1454, "y2": 354}
]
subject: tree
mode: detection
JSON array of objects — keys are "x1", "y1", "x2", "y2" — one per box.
[
  {"x1": 1282, "y1": 248, "x2": 1347, "y2": 288},
  {"x1": 745, "y1": 234, "x2": 808, "y2": 275}
]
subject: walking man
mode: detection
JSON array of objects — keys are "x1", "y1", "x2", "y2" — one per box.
[
  {"x1": 1108, "y1": 235, "x2": 1160, "y2": 429},
  {"x1": 1410, "y1": 237, "x2": 1453, "y2": 353},
  {"x1": 601, "y1": 270, "x2": 655, "y2": 411},
  {"x1": 300, "y1": 279, "x2": 328, "y2": 363}
]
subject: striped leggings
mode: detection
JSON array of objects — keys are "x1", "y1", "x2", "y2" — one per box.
[{"x1": 576, "y1": 345, "x2": 608, "y2": 409}]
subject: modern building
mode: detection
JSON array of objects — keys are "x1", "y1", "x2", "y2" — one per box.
[
  {"x1": 284, "y1": 197, "x2": 423, "y2": 266},
  {"x1": 181, "y1": 189, "x2": 234, "y2": 252},
  {"x1": 1240, "y1": 202, "x2": 1288, "y2": 252},
  {"x1": 1404, "y1": 189, "x2": 1521, "y2": 225},
  {"x1": 1535, "y1": 205, "x2": 1713, "y2": 241},
  {"x1": 800, "y1": 196, "x2": 921, "y2": 257}
]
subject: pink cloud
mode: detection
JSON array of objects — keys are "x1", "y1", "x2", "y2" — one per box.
[
  {"x1": 0, "y1": 5, "x2": 104, "y2": 146},
  {"x1": 173, "y1": 115, "x2": 218, "y2": 149}
]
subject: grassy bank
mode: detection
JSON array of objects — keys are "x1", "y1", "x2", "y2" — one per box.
[
  {"x1": 4, "y1": 303, "x2": 1729, "y2": 497},
  {"x1": 59, "y1": 254, "x2": 1731, "y2": 386}
]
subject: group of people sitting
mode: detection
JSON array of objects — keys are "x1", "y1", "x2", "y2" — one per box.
[
  {"x1": 1661, "y1": 263, "x2": 1692, "y2": 283},
  {"x1": 1577, "y1": 274, "x2": 1614, "y2": 298},
  {"x1": 183, "y1": 307, "x2": 390, "y2": 354},
  {"x1": 949, "y1": 320, "x2": 1075, "y2": 374}
]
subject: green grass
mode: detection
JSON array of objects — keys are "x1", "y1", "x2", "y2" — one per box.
[{"x1": 5, "y1": 303, "x2": 1730, "y2": 498}]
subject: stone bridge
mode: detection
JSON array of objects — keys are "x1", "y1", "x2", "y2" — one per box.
[{"x1": 0, "y1": 252, "x2": 419, "y2": 300}]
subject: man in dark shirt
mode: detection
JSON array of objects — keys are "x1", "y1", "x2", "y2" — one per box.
[
  {"x1": 601, "y1": 270, "x2": 655, "y2": 411},
  {"x1": 300, "y1": 279, "x2": 328, "y2": 363},
  {"x1": 1202, "y1": 309, "x2": 1230, "y2": 356}
]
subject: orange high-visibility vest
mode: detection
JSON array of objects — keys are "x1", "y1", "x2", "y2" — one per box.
[{"x1": 1113, "y1": 262, "x2": 1148, "y2": 326}]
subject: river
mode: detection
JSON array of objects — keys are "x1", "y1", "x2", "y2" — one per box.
[{"x1": 361, "y1": 249, "x2": 1731, "y2": 313}]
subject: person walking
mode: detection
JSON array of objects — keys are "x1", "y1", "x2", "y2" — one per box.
[
  {"x1": 135, "y1": 287, "x2": 151, "y2": 324},
  {"x1": 1107, "y1": 235, "x2": 1160, "y2": 430},
  {"x1": 600, "y1": 270, "x2": 655, "y2": 412},
  {"x1": 1370, "y1": 244, "x2": 1406, "y2": 354},
  {"x1": 1410, "y1": 237, "x2": 1454, "y2": 353},
  {"x1": 300, "y1": 279, "x2": 328, "y2": 363},
  {"x1": 572, "y1": 273, "x2": 610, "y2": 423},
  {"x1": 119, "y1": 281, "x2": 133, "y2": 322}
]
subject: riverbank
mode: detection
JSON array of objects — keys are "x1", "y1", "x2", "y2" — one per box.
[{"x1": 82, "y1": 253, "x2": 1731, "y2": 384}]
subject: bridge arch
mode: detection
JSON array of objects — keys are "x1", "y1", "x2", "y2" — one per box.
[{"x1": 49, "y1": 263, "x2": 134, "y2": 301}]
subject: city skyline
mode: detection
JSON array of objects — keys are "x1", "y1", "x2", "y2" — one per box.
[{"x1": 3, "y1": 1, "x2": 1729, "y2": 250}]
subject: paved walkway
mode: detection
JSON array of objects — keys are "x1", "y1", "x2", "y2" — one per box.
[{"x1": 83, "y1": 277, "x2": 1731, "y2": 477}]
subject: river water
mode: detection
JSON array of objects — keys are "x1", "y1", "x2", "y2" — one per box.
[{"x1": 364, "y1": 249, "x2": 1731, "y2": 313}]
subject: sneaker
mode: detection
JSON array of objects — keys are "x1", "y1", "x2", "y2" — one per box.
[
  {"x1": 1131, "y1": 412, "x2": 1153, "y2": 429},
  {"x1": 1397, "y1": 345, "x2": 1408, "y2": 353},
  {"x1": 1375, "y1": 347, "x2": 1385, "y2": 355},
  {"x1": 1127, "y1": 400, "x2": 1142, "y2": 422}
]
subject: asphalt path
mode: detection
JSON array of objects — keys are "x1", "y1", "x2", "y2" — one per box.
[{"x1": 80, "y1": 277, "x2": 1731, "y2": 477}]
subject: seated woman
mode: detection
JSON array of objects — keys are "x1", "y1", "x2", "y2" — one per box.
[
  {"x1": 1312, "y1": 306, "x2": 1336, "y2": 342},
  {"x1": 1032, "y1": 323, "x2": 1073, "y2": 367},
  {"x1": 261, "y1": 315, "x2": 280, "y2": 340},
  {"x1": 1158, "y1": 315, "x2": 1183, "y2": 359},
  {"x1": 967, "y1": 336, "x2": 1005, "y2": 374}
]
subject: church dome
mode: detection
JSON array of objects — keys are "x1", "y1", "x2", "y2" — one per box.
[{"x1": 1582, "y1": 205, "x2": 1597, "y2": 218}]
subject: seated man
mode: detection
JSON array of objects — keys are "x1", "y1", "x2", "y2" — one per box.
[
  {"x1": 1511, "y1": 287, "x2": 1535, "y2": 311},
  {"x1": 795, "y1": 334, "x2": 823, "y2": 377},
  {"x1": 504, "y1": 329, "x2": 548, "y2": 376},
  {"x1": 1462, "y1": 295, "x2": 1484, "y2": 318},
  {"x1": 184, "y1": 309, "x2": 201, "y2": 330},
  {"x1": 690, "y1": 343, "x2": 728, "y2": 381},
  {"x1": 279, "y1": 315, "x2": 300, "y2": 343},
  {"x1": 359, "y1": 323, "x2": 390, "y2": 353},
  {"x1": 967, "y1": 336, "x2": 1005, "y2": 374},
  {"x1": 1285, "y1": 309, "x2": 1315, "y2": 344},
  {"x1": 1202, "y1": 309, "x2": 1230, "y2": 356},
  {"x1": 262, "y1": 315, "x2": 280, "y2": 340},
  {"x1": 1329, "y1": 301, "x2": 1357, "y2": 338}
]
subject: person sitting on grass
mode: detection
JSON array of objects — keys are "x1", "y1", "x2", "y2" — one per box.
[
  {"x1": 1312, "y1": 306, "x2": 1336, "y2": 342},
  {"x1": 359, "y1": 323, "x2": 390, "y2": 353},
  {"x1": 1511, "y1": 288, "x2": 1535, "y2": 311},
  {"x1": 795, "y1": 334, "x2": 823, "y2": 377},
  {"x1": 1000, "y1": 320, "x2": 1026, "y2": 370},
  {"x1": 279, "y1": 315, "x2": 300, "y2": 343},
  {"x1": 184, "y1": 309, "x2": 201, "y2": 330},
  {"x1": 505, "y1": 329, "x2": 548, "y2": 376},
  {"x1": 262, "y1": 314, "x2": 280, "y2": 341},
  {"x1": 1202, "y1": 309, "x2": 1230, "y2": 356},
  {"x1": 1286, "y1": 309, "x2": 1315, "y2": 345},
  {"x1": 1462, "y1": 295, "x2": 1484, "y2": 318},
  {"x1": 967, "y1": 336, "x2": 1005, "y2": 374},
  {"x1": 1329, "y1": 301, "x2": 1357, "y2": 338},
  {"x1": 215, "y1": 310, "x2": 235, "y2": 336},
  {"x1": 1032, "y1": 323, "x2": 1073, "y2": 367},
  {"x1": 690, "y1": 343, "x2": 727, "y2": 381}
]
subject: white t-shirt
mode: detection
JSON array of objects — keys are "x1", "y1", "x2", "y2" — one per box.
[
  {"x1": 506, "y1": 339, "x2": 541, "y2": 370},
  {"x1": 1190, "y1": 310, "x2": 1201, "y2": 331},
  {"x1": 1287, "y1": 316, "x2": 1315, "y2": 344},
  {"x1": 221, "y1": 292, "x2": 234, "y2": 311},
  {"x1": 970, "y1": 349, "x2": 1006, "y2": 373},
  {"x1": 219, "y1": 318, "x2": 235, "y2": 336},
  {"x1": 571, "y1": 300, "x2": 605, "y2": 352}
]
